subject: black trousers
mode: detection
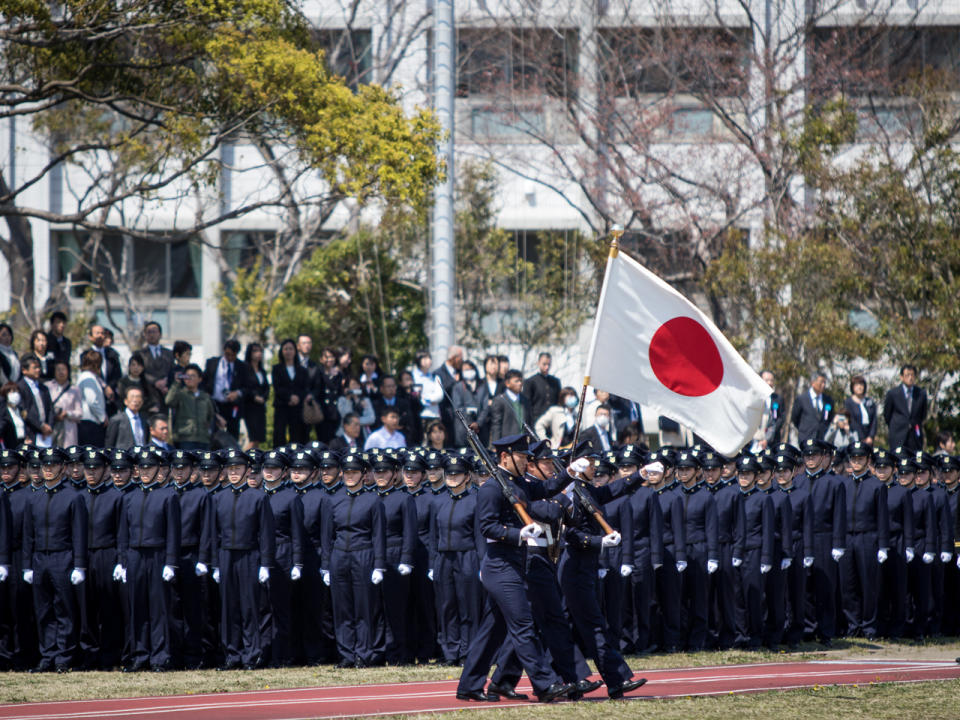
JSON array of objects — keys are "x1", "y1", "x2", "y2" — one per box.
[
  {"x1": 330, "y1": 547, "x2": 382, "y2": 666},
  {"x1": 260, "y1": 541, "x2": 294, "y2": 666},
  {"x1": 220, "y1": 549, "x2": 263, "y2": 666},
  {"x1": 169, "y1": 548, "x2": 204, "y2": 667},
  {"x1": 839, "y1": 533, "x2": 881, "y2": 637},
  {"x1": 33, "y1": 550, "x2": 79, "y2": 668},
  {"x1": 434, "y1": 549, "x2": 481, "y2": 663},
  {"x1": 127, "y1": 547, "x2": 171, "y2": 668},
  {"x1": 79, "y1": 547, "x2": 123, "y2": 667}
]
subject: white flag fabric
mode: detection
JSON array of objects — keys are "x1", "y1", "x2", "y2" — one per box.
[{"x1": 584, "y1": 248, "x2": 771, "y2": 456}]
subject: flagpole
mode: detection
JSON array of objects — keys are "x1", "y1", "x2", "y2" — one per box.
[{"x1": 571, "y1": 224, "x2": 623, "y2": 457}]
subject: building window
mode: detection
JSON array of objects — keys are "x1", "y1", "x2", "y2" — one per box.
[
  {"x1": 457, "y1": 28, "x2": 578, "y2": 100},
  {"x1": 599, "y1": 27, "x2": 752, "y2": 98},
  {"x1": 313, "y1": 28, "x2": 373, "y2": 90},
  {"x1": 54, "y1": 231, "x2": 201, "y2": 299}
]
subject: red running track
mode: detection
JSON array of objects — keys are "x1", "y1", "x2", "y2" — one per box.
[{"x1": 0, "y1": 660, "x2": 957, "y2": 720}]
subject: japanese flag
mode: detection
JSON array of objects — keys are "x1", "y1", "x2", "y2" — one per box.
[{"x1": 584, "y1": 248, "x2": 770, "y2": 456}]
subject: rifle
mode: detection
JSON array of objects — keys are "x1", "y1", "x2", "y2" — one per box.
[
  {"x1": 523, "y1": 422, "x2": 616, "y2": 536},
  {"x1": 438, "y1": 381, "x2": 533, "y2": 526}
]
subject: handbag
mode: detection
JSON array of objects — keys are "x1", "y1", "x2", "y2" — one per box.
[{"x1": 302, "y1": 394, "x2": 325, "y2": 425}]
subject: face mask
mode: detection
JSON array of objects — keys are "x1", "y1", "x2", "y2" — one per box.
[
  {"x1": 564, "y1": 396, "x2": 578, "y2": 409},
  {"x1": 350, "y1": 388, "x2": 363, "y2": 396},
  {"x1": 463, "y1": 370, "x2": 477, "y2": 382},
  {"x1": 6, "y1": 392, "x2": 20, "y2": 407},
  {"x1": 596, "y1": 415, "x2": 610, "y2": 430}
]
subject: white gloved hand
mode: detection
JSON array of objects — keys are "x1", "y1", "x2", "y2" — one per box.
[
  {"x1": 213, "y1": 568, "x2": 221, "y2": 584},
  {"x1": 941, "y1": 551, "x2": 952, "y2": 563},
  {"x1": 162, "y1": 565, "x2": 175, "y2": 582},
  {"x1": 427, "y1": 569, "x2": 434, "y2": 581},
  {"x1": 519, "y1": 523, "x2": 543, "y2": 541},
  {"x1": 706, "y1": 559, "x2": 719, "y2": 574},
  {"x1": 831, "y1": 548, "x2": 845, "y2": 562},
  {"x1": 290, "y1": 566, "x2": 301, "y2": 581},
  {"x1": 676, "y1": 560, "x2": 687, "y2": 573},
  {"x1": 258, "y1": 566, "x2": 270, "y2": 584},
  {"x1": 760, "y1": 563, "x2": 772, "y2": 574},
  {"x1": 653, "y1": 562, "x2": 663, "y2": 570},
  {"x1": 923, "y1": 552, "x2": 935, "y2": 564},
  {"x1": 601, "y1": 531, "x2": 621, "y2": 548},
  {"x1": 567, "y1": 458, "x2": 591, "y2": 476},
  {"x1": 731, "y1": 557, "x2": 743, "y2": 568},
  {"x1": 113, "y1": 564, "x2": 125, "y2": 582},
  {"x1": 321, "y1": 570, "x2": 331, "y2": 586},
  {"x1": 598, "y1": 567, "x2": 608, "y2": 579},
  {"x1": 478, "y1": 570, "x2": 482, "y2": 582},
  {"x1": 906, "y1": 547, "x2": 915, "y2": 563},
  {"x1": 620, "y1": 564, "x2": 633, "y2": 577},
  {"x1": 803, "y1": 556, "x2": 814, "y2": 568},
  {"x1": 371, "y1": 569, "x2": 384, "y2": 585},
  {"x1": 195, "y1": 562, "x2": 208, "y2": 577},
  {"x1": 956, "y1": 555, "x2": 960, "y2": 570},
  {"x1": 23, "y1": 569, "x2": 33, "y2": 584},
  {"x1": 70, "y1": 568, "x2": 85, "y2": 585},
  {"x1": 877, "y1": 549, "x2": 888, "y2": 564},
  {"x1": 397, "y1": 563, "x2": 413, "y2": 576},
  {"x1": 0, "y1": 566, "x2": 7, "y2": 582},
  {"x1": 121, "y1": 567, "x2": 127, "y2": 583},
  {"x1": 781, "y1": 558, "x2": 792, "y2": 570}
]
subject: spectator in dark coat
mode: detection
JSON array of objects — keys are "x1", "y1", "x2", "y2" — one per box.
[
  {"x1": 488, "y1": 370, "x2": 530, "y2": 443},
  {"x1": 521, "y1": 352, "x2": 561, "y2": 424},
  {"x1": 244, "y1": 343, "x2": 270, "y2": 448},
  {"x1": 845, "y1": 375, "x2": 878, "y2": 447},
  {"x1": 883, "y1": 364, "x2": 928, "y2": 454},
  {"x1": 272, "y1": 339, "x2": 309, "y2": 446},
  {"x1": 17, "y1": 355, "x2": 53, "y2": 445},
  {"x1": 140, "y1": 321, "x2": 175, "y2": 412},
  {"x1": 45, "y1": 311, "x2": 72, "y2": 368},
  {"x1": 201, "y1": 339, "x2": 254, "y2": 440},
  {"x1": 372, "y1": 375, "x2": 417, "y2": 439},
  {"x1": 791, "y1": 371, "x2": 834, "y2": 444},
  {"x1": 450, "y1": 360, "x2": 490, "y2": 447}
]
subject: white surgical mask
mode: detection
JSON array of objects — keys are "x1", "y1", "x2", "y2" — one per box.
[
  {"x1": 564, "y1": 396, "x2": 578, "y2": 409},
  {"x1": 350, "y1": 388, "x2": 363, "y2": 396},
  {"x1": 463, "y1": 369, "x2": 477, "y2": 381},
  {"x1": 6, "y1": 392, "x2": 20, "y2": 407},
  {"x1": 596, "y1": 415, "x2": 610, "y2": 430}
]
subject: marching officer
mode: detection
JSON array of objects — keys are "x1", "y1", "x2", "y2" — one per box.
[
  {"x1": 22, "y1": 447, "x2": 87, "y2": 672},
  {"x1": 117, "y1": 449, "x2": 181, "y2": 671},
  {"x1": 212, "y1": 448, "x2": 275, "y2": 669}
]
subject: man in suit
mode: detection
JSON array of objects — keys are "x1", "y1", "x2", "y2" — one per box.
[
  {"x1": 883, "y1": 365, "x2": 928, "y2": 454},
  {"x1": 522, "y1": 352, "x2": 561, "y2": 424},
  {"x1": 371, "y1": 375, "x2": 415, "y2": 437},
  {"x1": 140, "y1": 321, "x2": 174, "y2": 412},
  {"x1": 84, "y1": 325, "x2": 122, "y2": 414},
  {"x1": 45, "y1": 311, "x2": 72, "y2": 368},
  {"x1": 148, "y1": 415, "x2": 173, "y2": 452},
  {"x1": 105, "y1": 387, "x2": 148, "y2": 449},
  {"x1": 579, "y1": 404, "x2": 617, "y2": 454},
  {"x1": 791, "y1": 371, "x2": 834, "y2": 444},
  {"x1": 488, "y1": 370, "x2": 530, "y2": 443},
  {"x1": 202, "y1": 339, "x2": 253, "y2": 440},
  {"x1": 434, "y1": 345, "x2": 462, "y2": 437},
  {"x1": 753, "y1": 370, "x2": 784, "y2": 450},
  {"x1": 296, "y1": 335, "x2": 318, "y2": 386},
  {"x1": 17, "y1": 355, "x2": 53, "y2": 445}
]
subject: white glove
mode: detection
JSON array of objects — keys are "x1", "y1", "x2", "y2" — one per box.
[
  {"x1": 258, "y1": 566, "x2": 270, "y2": 584},
  {"x1": 598, "y1": 568, "x2": 608, "y2": 579},
  {"x1": 906, "y1": 547, "x2": 915, "y2": 563},
  {"x1": 519, "y1": 523, "x2": 543, "y2": 541},
  {"x1": 781, "y1": 558, "x2": 792, "y2": 570},
  {"x1": 956, "y1": 555, "x2": 960, "y2": 570},
  {"x1": 195, "y1": 562, "x2": 208, "y2": 577},
  {"x1": 877, "y1": 549, "x2": 888, "y2": 564},
  {"x1": 601, "y1": 531, "x2": 622, "y2": 548},
  {"x1": 707, "y1": 559, "x2": 719, "y2": 574},
  {"x1": 923, "y1": 552, "x2": 935, "y2": 564},
  {"x1": 121, "y1": 567, "x2": 127, "y2": 583},
  {"x1": 760, "y1": 563, "x2": 772, "y2": 574},
  {"x1": 941, "y1": 552, "x2": 952, "y2": 563},
  {"x1": 212, "y1": 568, "x2": 220, "y2": 584},
  {"x1": 731, "y1": 557, "x2": 743, "y2": 568},
  {"x1": 397, "y1": 563, "x2": 413, "y2": 576},
  {"x1": 620, "y1": 564, "x2": 633, "y2": 577},
  {"x1": 70, "y1": 568, "x2": 85, "y2": 585},
  {"x1": 0, "y1": 566, "x2": 7, "y2": 582},
  {"x1": 290, "y1": 566, "x2": 301, "y2": 581},
  {"x1": 478, "y1": 570, "x2": 482, "y2": 582},
  {"x1": 803, "y1": 556, "x2": 814, "y2": 568},
  {"x1": 162, "y1": 565, "x2": 175, "y2": 582},
  {"x1": 23, "y1": 569, "x2": 33, "y2": 584},
  {"x1": 113, "y1": 564, "x2": 125, "y2": 582},
  {"x1": 371, "y1": 568, "x2": 384, "y2": 585},
  {"x1": 831, "y1": 548, "x2": 845, "y2": 562},
  {"x1": 653, "y1": 562, "x2": 663, "y2": 570},
  {"x1": 427, "y1": 569, "x2": 434, "y2": 581},
  {"x1": 676, "y1": 560, "x2": 687, "y2": 573},
  {"x1": 567, "y1": 458, "x2": 591, "y2": 476},
  {"x1": 321, "y1": 570, "x2": 331, "y2": 586}
]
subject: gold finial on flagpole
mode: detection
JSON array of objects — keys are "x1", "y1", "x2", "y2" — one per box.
[{"x1": 609, "y1": 223, "x2": 624, "y2": 258}]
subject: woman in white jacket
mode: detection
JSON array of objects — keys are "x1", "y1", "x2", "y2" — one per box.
[{"x1": 534, "y1": 386, "x2": 579, "y2": 450}]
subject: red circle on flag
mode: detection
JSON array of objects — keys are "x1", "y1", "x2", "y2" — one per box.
[{"x1": 648, "y1": 317, "x2": 723, "y2": 396}]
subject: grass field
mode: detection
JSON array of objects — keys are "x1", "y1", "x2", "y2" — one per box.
[{"x1": 1, "y1": 638, "x2": 958, "y2": 718}]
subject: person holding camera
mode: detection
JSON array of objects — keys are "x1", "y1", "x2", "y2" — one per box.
[{"x1": 825, "y1": 410, "x2": 856, "y2": 448}]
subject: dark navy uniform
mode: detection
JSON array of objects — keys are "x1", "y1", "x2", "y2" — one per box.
[
  {"x1": 321, "y1": 453, "x2": 386, "y2": 667},
  {"x1": 404, "y1": 456, "x2": 438, "y2": 663},
  {"x1": 117, "y1": 451, "x2": 181, "y2": 670},
  {"x1": 621, "y1": 480, "x2": 663, "y2": 654},
  {"x1": 777, "y1": 458, "x2": 813, "y2": 646},
  {"x1": 678, "y1": 471, "x2": 718, "y2": 650},
  {"x1": 0, "y1": 452, "x2": 37, "y2": 669},
  {"x1": 262, "y1": 474, "x2": 304, "y2": 666},
  {"x1": 940, "y1": 455, "x2": 960, "y2": 636},
  {"x1": 878, "y1": 451, "x2": 913, "y2": 639},
  {"x1": 22, "y1": 449, "x2": 88, "y2": 671},
  {"x1": 764, "y1": 480, "x2": 792, "y2": 648},
  {"x1": 708, "y1": 475, "x2": 745, "y2": 649},
  {"x1": 926, "y1": 473, "x2": 952, "y2": 636},
  {"x1": 212, "y1": 453, "x2": 275, "y2": 669},
  {"x1": 734, "y1": 456, "x2": 774, "y2": 649},
  {"x1": 654, "y1": 480, "x2": 686, "y2": 650},
  {"x1": 906, "y1": 459, "x2": 936, "y2": 638}
]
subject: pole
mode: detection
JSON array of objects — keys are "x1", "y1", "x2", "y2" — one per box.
[
  {"x1": 570, "y1": 223, "x2": 624, "y2": 455},
  {"x1": 430, "y1": 0, "x2": 455, "y2": 363}
]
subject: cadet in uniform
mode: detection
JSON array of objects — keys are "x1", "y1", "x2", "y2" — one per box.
[
  {"x1": 401, "y1": 453, "x2": 438, "y2": 664},
  {"x1": 0, "y1": 450, "x2": 37, "y2": 670},
  {"x1": 22, "y1": 447, "x2": 87, "y2": 672},
  {"x1": 874, "y1": 449, "x2": 913, "y2": 638},
  {"x1": 774, "y1": 449, "x2": 813, "y2": 647},
  {"x1": 902, "y1": 456, "x2": 935, "y2": 638},
  {"x1": 938, "y1": 455, "x2": 960, "y2": 636},
  {"x1": 756, "y1": 452, "x2": 791, "y2": 648},
  {"x1": 649, "y1": 452, "x2": 686, "y2": 652},
  {"x1": 733, "y1": 454, "x2": 773, "y2": 649},
  {"x1": 676, "y1": 451, "x2": 718, "y2": 650}
]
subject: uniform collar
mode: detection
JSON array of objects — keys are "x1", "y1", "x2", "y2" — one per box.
[
  {"x1": 230, "y1": 484, "x2": 247, "y2": 495},
  {"x1": 44, "y1": 479, "x2": 66, "y2": 494}
]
